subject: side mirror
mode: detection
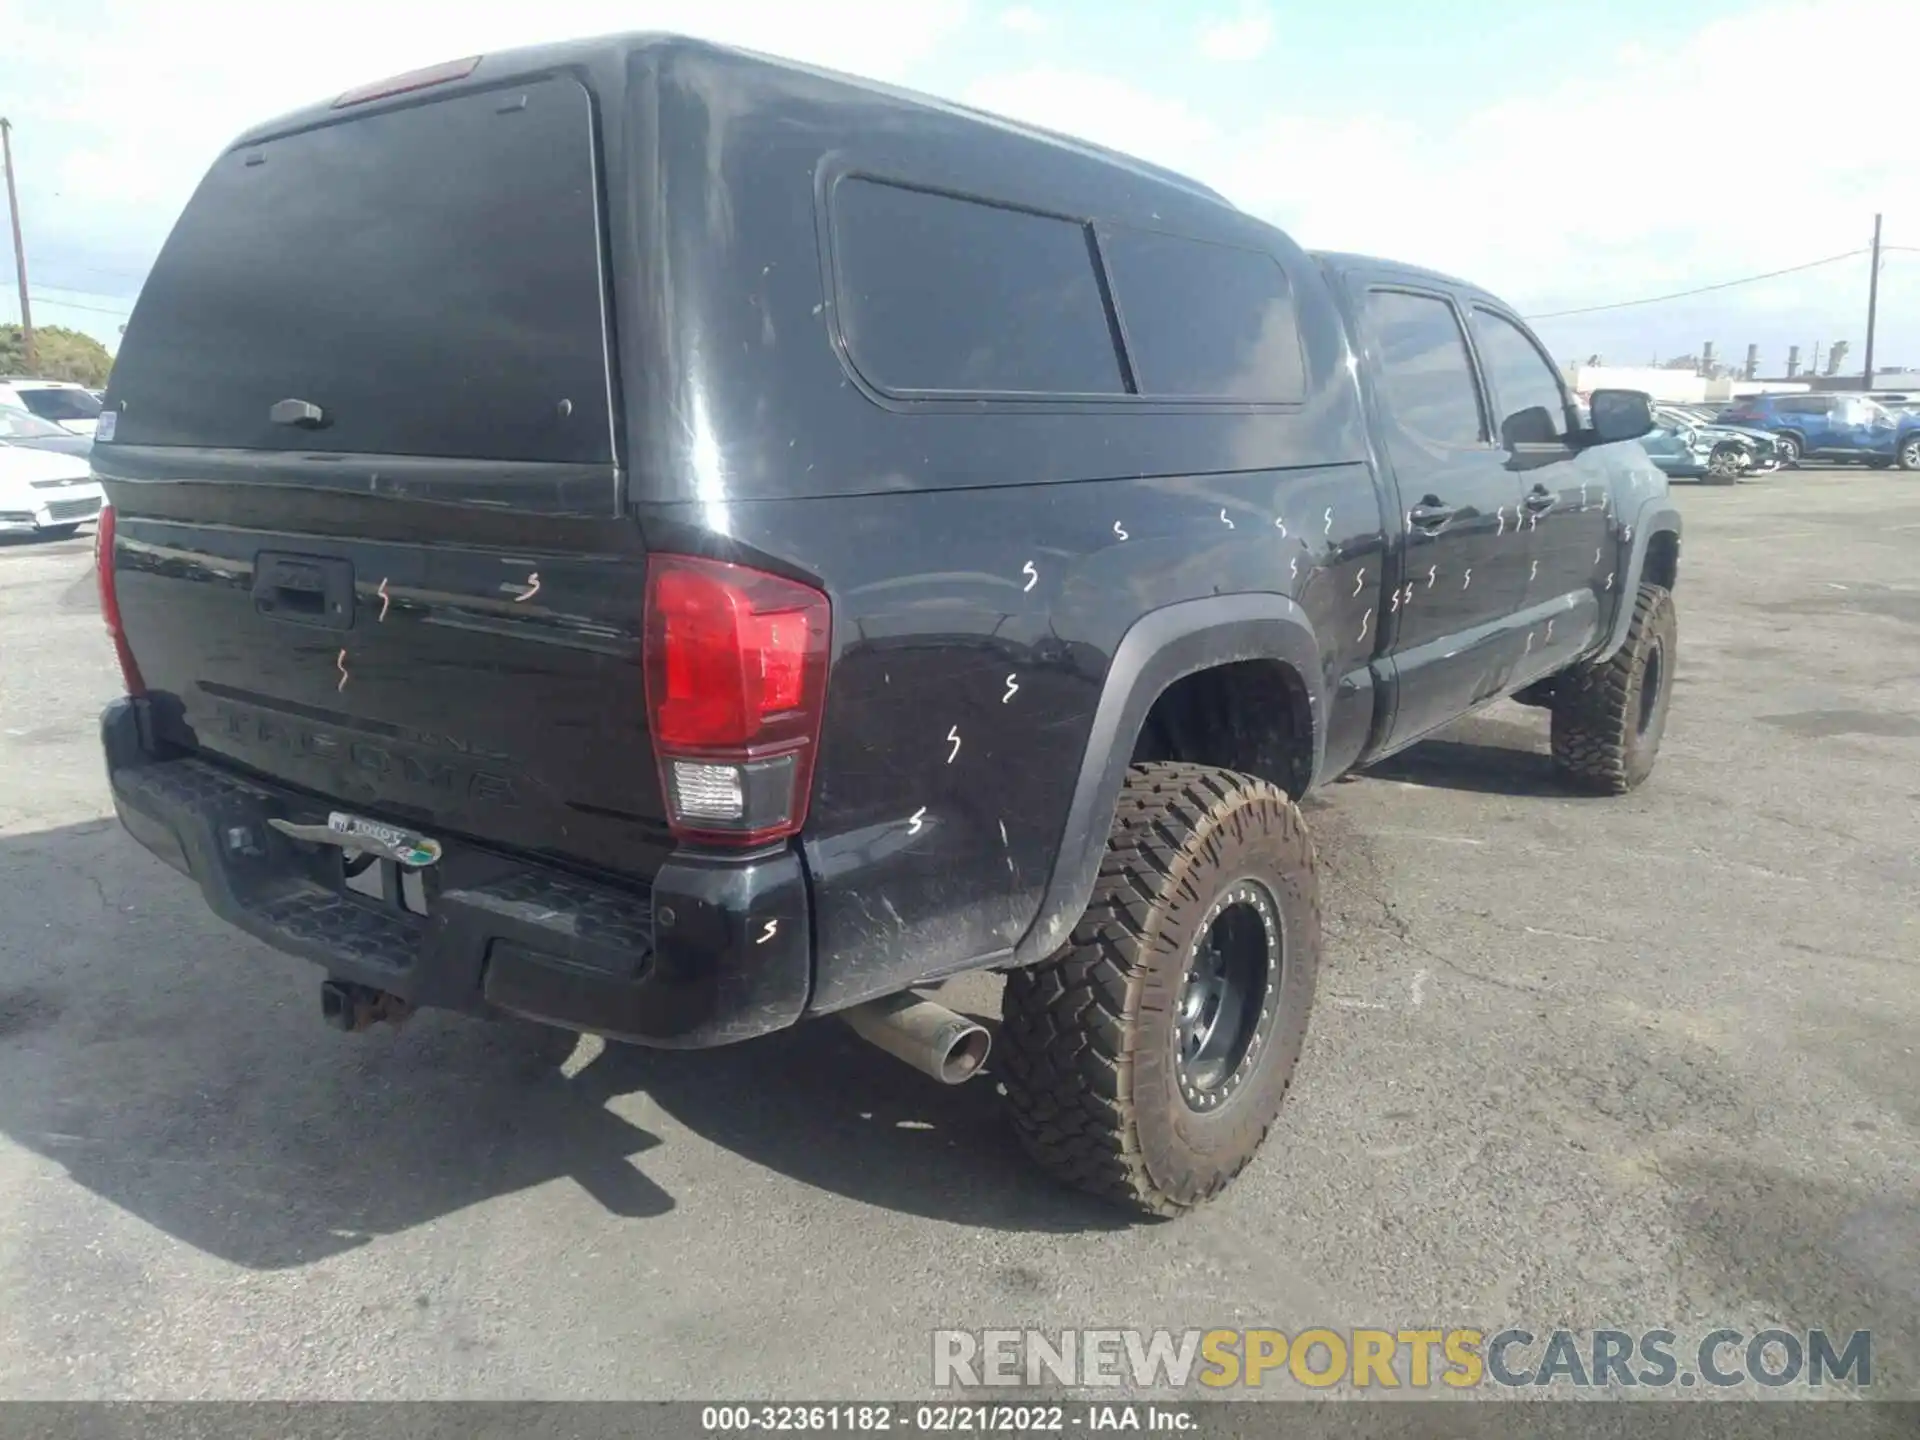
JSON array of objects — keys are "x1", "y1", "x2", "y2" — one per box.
[{"x1": 1588, "y1": 388, "x2": 1655, "y2": 443}]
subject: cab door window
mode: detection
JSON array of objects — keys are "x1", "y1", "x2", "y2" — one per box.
[{"x1": 1469, "y1": 309, "x2": 1572, "y2": 447}]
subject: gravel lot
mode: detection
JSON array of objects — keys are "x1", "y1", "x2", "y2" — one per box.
[{"x1": 1, "y1": 467, "x2": 1915, "y2": 1401}]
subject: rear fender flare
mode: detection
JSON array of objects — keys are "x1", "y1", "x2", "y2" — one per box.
[{"x1": 1010, "y1": 593, "x2": 1325, "y2": 967}]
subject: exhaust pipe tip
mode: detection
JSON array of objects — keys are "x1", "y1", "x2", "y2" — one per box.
[
  {"x1": 841, "y1": 992, "x2": 992, "y2": 1086},
  {"x1": 319, "y1": 980, "x2": 356, "y2": 1031},
  {"x1": 933, "y1": 1023, "x2": 992, "y2": 1084},
  {"x1": 320, "y1": 979, "x2": 414, "y2": 1033}
]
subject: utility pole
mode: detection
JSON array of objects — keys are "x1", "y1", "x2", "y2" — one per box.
[
  {"x1": 1, "y1": 118, "x2": 35, "y2": 373},
  {"x1": 1863, "y1": 213, "x2": 1883, "y2": 391}
]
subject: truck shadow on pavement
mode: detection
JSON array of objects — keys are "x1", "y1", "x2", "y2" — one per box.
[
  {"x1": 1360, "y1": 709, "x2": 1586, "y2": 798},
  {"x1": 0, "y1": 820, "x2": 1120, "y2": 1272}
]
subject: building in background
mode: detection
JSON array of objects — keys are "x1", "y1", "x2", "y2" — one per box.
[
  {"x1": 1566, "y1": 333, "x2": 1916, "y2": 402},
  {"x1": 1563, "y1": 363, "x2": 1808, "y2": 405}
]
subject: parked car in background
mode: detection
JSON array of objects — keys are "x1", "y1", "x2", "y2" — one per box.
[
  {"x1": 1715, "y1": 393, "x2": 1920, "y2": 469},
  {"x1": 1642, "y1": 410, "x2": 1741, "y2": 482},
  {"x1": 1652, "y1": 405, "x2": 1778, "y2": 477},
  {"x1": 0, "y1": 378, "x2": 104, "y2": 436},
  {"x1": 0, "y1": 402, "x2": 95, "y2": 460},
  {"x1": 0, "y1": 435, "x2": 104, "y2": 538}
]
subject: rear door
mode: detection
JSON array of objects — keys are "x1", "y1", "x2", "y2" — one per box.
[{"x1": 95, "y1": 75, "x2": 672, "y2": 881}]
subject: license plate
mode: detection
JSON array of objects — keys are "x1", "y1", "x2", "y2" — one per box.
[
  {"x1": 268, "y1": 811, "x2": 443, "y2": 868},
  {"x1": 326, "y1": 812, "x2": 443, "y2": 868}
]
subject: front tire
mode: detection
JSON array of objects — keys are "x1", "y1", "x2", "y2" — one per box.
[
  {"x1": 1899, "y1": 435, "x2": 1920, "y2": 472},
  {"x1": 1550, "y1": 584, "x2": 1677, "y2": 794},
  {"x1": 1776, "y1": 433, "x2": 1804, "y2": 467},
  {"x1": 1705, "y1": 445, "x2": 1744, "y2": 483},
  {"x1": 998, "y1": 762, "x2": 1320, "y2": 1217}
]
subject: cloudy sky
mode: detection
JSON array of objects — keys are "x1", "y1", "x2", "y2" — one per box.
[{"x1": 3, "y1": 0, "x2": 1915, "y2": 374}]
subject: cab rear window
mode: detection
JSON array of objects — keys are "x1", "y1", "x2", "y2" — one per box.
[{"x1": 109, "y1": 77, "x2": 612, "y2": 464}]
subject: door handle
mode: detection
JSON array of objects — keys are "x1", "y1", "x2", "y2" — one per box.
[
  {"x1": 1409, "y1": 502, "x2": 1456, "y2": 530},
  {"x1": 1524, "y1": 488, "x2": 1556, "y2": 511},
  {"x1": 270, "y1": 398, "x2": 328, "y2": 429}
]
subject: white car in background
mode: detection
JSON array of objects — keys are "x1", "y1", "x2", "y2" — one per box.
[
  {"x1": 1, "y1": 402, "x2": 94, "y2": 459},
  {"x1": 0, "y1": 438, "x2": 103, "y2": 538},
  {"x1": 0, "y1": 378, "x2": 105, "y2": 436}
]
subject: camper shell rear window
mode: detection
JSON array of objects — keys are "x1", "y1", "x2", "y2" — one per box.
[{"x1": 109, "y1": 76, "x2": 613, "y2": 464}]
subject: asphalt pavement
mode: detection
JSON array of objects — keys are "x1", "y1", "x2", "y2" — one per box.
[{"x1": 1, "y1": 467, "x2": 1915, "y2": 1401}]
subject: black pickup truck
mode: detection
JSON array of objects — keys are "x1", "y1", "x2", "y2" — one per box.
[{"x1": 92, "y1": 34, "x2": 1680, "y2": 1216}]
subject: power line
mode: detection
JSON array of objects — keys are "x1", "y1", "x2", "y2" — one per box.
[
  {"x1": 1, "y1": 293, "x2": 131, "y2": 318},
  {"x1": 24, "y1": 279, "x2": 137, "y2": 302},
  {"x1": 43, "y1": 298, "x2": 130, "y2": 317},
  {"x1": 1526, "y1": 248, "x2": 1871, "y2": 320},
  {"x1": 54, "y1": 260, "x2": 152, "y2": 283},
  {"x1": 0, "y1": 279, "x2": 132, "y2": 315},
  {"x1": 1, "y1": 281, "x2": 135, "y2": 308}
]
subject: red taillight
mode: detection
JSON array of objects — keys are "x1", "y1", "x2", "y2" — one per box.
[
  {"x1": 332, "y1": 55, "x2": 481, "y2": 108},
  {"x1": 94, "y1": 504, "x2": 146, "y2": 697},
  {"x1": 643, "y1": 554, "x2": 830, "y2": 846}
]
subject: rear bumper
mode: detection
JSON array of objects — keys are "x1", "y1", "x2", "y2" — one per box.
[{"x1": 101, "y1": 698, "x2": 812, "y2": 1047}]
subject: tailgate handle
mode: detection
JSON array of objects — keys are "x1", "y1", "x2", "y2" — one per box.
[
  {"x1": 270, "y1": 398, "x2": 329, "y2": 429},
  {"x1": 254, "y1": 552, "x2": 355, "y2": 630}
]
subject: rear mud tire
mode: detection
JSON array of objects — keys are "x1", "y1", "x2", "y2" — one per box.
[
  {"x1": 1550, "y1": 583, "x2": 1677, "y2": 795},
  {"x1": 998, "y1": 762, "x2": 1321, "y2": 1218}
]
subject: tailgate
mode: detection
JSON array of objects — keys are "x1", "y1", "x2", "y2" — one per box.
[
  {"x1": 95, "y1": 70, "x2": 672, "y2": 880},
  {"x1": 107, "y1": 502, "x2": 667, "y2": 879}
]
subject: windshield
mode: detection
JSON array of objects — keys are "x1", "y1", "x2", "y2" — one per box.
[
  {"x1": 17, "y1": 387, "x2": 103, "y2": 422},
  {"x1": 0, "y1": 404, "x2": 70, "y2": 439}
]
